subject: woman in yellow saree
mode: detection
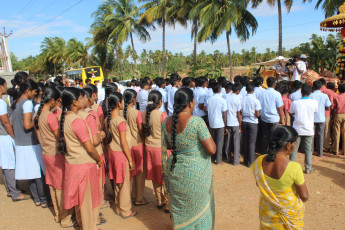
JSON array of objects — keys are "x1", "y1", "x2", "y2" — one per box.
[{"x1": 252, "y1": 126, "x2": 309, "y2": 230}]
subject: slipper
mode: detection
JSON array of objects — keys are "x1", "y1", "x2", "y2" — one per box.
[
  {"x1": 164, "y1": 209, "x2": 170, "y2": 214},
  {"x1": 122, "y1": 211, "x2": 137, "y2": 219},
  {"x1": 35, "y1": 202, "x2": 41, "y2": 206},
  {"x1": 134, "y1": 198, "x2": 149, "y2": 206},
  {"x1": 96, "y1": 217, "x2": 107, "y2": 226},
  {"x1": 157, "y1": 203, "x2": 165, "y2": 209},
  {"x1": 101, "y1": 201, "x2": 110, "y2": 209},
  {"x1": 12, "y1": 194, "x2": 30, "y2": 202},
  {"x1": 41, "y1": 203, "x2": 49, "y2": 208}
]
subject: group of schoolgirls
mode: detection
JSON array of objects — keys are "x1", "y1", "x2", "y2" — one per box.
[{"x1": 0, "y1": 72, "x2": 170, "y2": 230}]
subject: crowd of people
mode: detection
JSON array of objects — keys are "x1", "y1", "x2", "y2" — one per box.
[{"x1": 0, "y1": 64, "x2": 343, "y2": 229}]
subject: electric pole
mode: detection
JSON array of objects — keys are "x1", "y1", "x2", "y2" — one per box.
[{"x1": 0, "y1": 28, "x2": 13, "y2": 72}]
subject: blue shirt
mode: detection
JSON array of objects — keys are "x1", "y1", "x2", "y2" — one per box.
[
  {"x1": 254, "y1": 86, "x2": 264, "y2": 99},
  {"x1": 289, "y1": 89, "x2": 302, "y2": 101},
  {"x1": 0, "y1": 99, "x2": 8, "y2": 116},
  {"x1": 193, "y1": 87, "x2": 206, "y2": 117},
  {"x1": 168, "y1": 87, "x2": 178, "y2": 115},
  {"x1": 138, "y1": 89, "x2": 149, "y2": 112},
  {"x1": 259, "y1": 88, "x2": 283, "y2": 123},
  {"x1": 155, "y1": 87, "x2": 168, "y2": 113},
  {"x1": 165, "y1": 85, "x2": 172, "y2": 94},
  {"x1": 225, "y1": 93, "x2": 241, "y2": 126},
  {"x1": 241, "y1": 94, "x2": 261, "y2": 124},
  {"x1": 207, "y1": 93, "x2": 228, "y2": 129},
  {"x1": 204, "y1": 88, "x2": 214, "y2": 107},
  {"x1": 310, "y1": 90, "x2": 332, "y2": 123}
]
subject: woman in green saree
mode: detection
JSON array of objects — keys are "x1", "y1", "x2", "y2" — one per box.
[{"x1": 161, "y1": 88, "x2": 216, "y2": 229}]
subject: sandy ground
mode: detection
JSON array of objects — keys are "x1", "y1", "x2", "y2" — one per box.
[{"x1": 0, "y1": 152, "x2": 345, "y2": 230}]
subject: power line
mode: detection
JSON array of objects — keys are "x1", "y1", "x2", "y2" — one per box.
[
  {"x1": 15, "y1": 0, "x2": 35, "y2": 16},
  {"x1": 37, "y1": 0, "x2": 59, "y2": 14},
  {"x1": 12, "y1": 0, "x2": 84, "y2": 39}
]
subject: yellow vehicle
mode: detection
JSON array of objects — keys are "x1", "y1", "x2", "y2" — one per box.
[{"x1": 66, "y1": 66, "x2": 104, "y2": 85}]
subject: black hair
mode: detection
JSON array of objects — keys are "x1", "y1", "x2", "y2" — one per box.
[
  {"x1": 56, "y1": 86, "x2": 64, "y2": 95},
  {"x1": 292, "y1": 80, "x2": 302, "y2": 90},
  {"x1": 0, "y1": 77, "x2": 6, "y2": 86},
  {"x1": 34, "y1": 82, "x2": 46, "y2": 104},
  {"x1": 267, "y1": 126, "x2": 298, "y2": 162},
  {"x1": 212, "y1": 82, "x2": 222, "y2": 94},
  {"x1": 253, "y1": 77, "x2": 263, "y2": 87},
  {"x1": 339, "y1": 83, "x2": 345, "y2": 94},
  {"x1": 196, "y1": 77, "x2": 206, "y2": 87},
  {"x1": 140, "y1": 80, "x2": 149, "y2": 89},
  {"x1": 84, "y1": 88, "x2": 93, "y2": 99},
  {"x1": 234, "y1": 75, "x2": 242, "y2": 84},
  {"x1": 143, "y1": 91, "x2": 162, "y2": 138},
  {"x1": 225, "y1": 82, "x2": 233, "y2": 91},
  {"x1": 79, "y1": 88, "x2": 86, "y2": 97},
  {"x1": 232, "y1": 83, "x2": 242, "y2": 93},
  {"x1": 267, "y1": 77, "x2": 276, "y2": 88},
  {"x1": 280, "y1": 86, "x2": 290, "y2": 95},
  {"x1": 182, "y1": 77, "x2": 193, "y2": 88},
  {"x1": 301, "y1": 84, "x2": 312, "y2": 96},
  {"x1": 34, "y1": 87, "x2": 61, "y2": 130},
  {"x1": 54, "y1": 76, "x2": 63, "y2": 84},
  {"x1": 170, "y1": 88, "x2": 194, "y2": 171},
  {"x1": 327, "y1": 82, "x2": 335, "y2": 90},
  {"x1": 7, "y1": 71, "x2": 28, "y2": 99},
  {"x1": 85, "y1": 78, "x2": 91, "y2": 84},
  {"x1": 246, "y1": 83, "x2": 255, "y2": 93},
  {"x1": 123, "y1": 89, "x2": 137, "y2": 120},
  {"x1": 106, "y1": 92, "x2": 123, "y2": 145},
  {"x1": 217, "y1": 77, "x2": 227, "y2": 88},
  {"x1": 169, "y1": 77, "x2": 178, "y2": 86},
  {"x1": 58, "y1": 88, "x2": 81, "y2": 154},
  {"x1": 11, "y1": 79, "x2": 38, "y2": 110},
  {"x1": 102, "y1": 82, "x2": 118, "y2": 116},
  {"x1": 170, "y1": 73, "x2": 181, "y2": 79},
  {"x1": 313, "y1": 80, "x2": 322, "y2": 90},
  {"x1": 319, "y1": 78, "x2": 326, "y2": 86},
  {"x1": 85, "y1": 84, "x2": 98, "y2": 94},
  {"x1": 208, "y1": 79, "x2": 216, "y2": 89},
  {"x1": 156, "y1": 78, "x2": 166, "y2": 88},
  {"x1": 112, "y1": 77, "x2": 119, "y2": 83},
  {"x1": 241, "y1": 76, "x2": 250, "y2": 87}
]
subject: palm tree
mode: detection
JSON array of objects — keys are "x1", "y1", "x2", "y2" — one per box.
[
  {"x1": 106, "y1": 0, "x2": 151, "y2": 71},
  {"x1": 139, "y1": 0, "x2": 185, "y2": 77},
  {"x1": 195, "y1": 0, "x2": 257, "y2": 80},
  {"x1": 308, "y1": 0, "x2": 343, "y2": 17},
  {"x1": 65, "y1": 38, "x2": 88, "y2": 68},
  {"x1": 41, "y1": 37, "x2": 66, "y2": 76},
  {"x1": 249, "y1": 0, "x2": 293, "y2": 56}
]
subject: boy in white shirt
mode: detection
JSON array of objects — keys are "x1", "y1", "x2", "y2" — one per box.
[{"x1": 289, "y1": 84, "x2": 318, "y2": 174}]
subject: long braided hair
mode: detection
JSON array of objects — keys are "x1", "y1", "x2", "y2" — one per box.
[
  {"x1": 143, "y1": 90, "x2": 162, "y2": 138},
  {"x1": 34, "y1": 87, "x2": 61, "y2": 130},
  {"x1": 58, "y1": 88, "x2": 81, "y2": 155},
  {"x1": 101, "y1": 82, "x2": 118, "y2": 116},
  {"x1": 10, "y1": 79, "x2": 38, "y2": 110},
  {"x1": 123, "y1": 89, "x2": 137, "y2": 120},
  {"x1": 267, "y1": 126, "x2": 298, "y2": 162},
  {"x1": 170, "y1": 88, "x2": 194, "y2": 171},
  {"x1": 105, "y1": 92, "x2": 123, "y2": 146}
]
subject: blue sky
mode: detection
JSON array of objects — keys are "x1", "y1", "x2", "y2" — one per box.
[{"x1": 1, "y1": 0, "x2": 334, "y2": 59}]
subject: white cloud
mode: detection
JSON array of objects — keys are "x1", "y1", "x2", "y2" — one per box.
[{"x1": 250, "y1": 3, "x2": 304, "y2": 17}]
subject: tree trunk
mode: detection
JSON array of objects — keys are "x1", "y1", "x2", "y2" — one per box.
[
  {"x1": 193, "y1": 19, "x2": 198, "y2": 66},
  {"x1": 130, "y1": 32, "x2": 137, "y2": 71},
  {"x1": 226, "y1": 31, "x2": 233, "y2": 81},
  {"x1": 278, "y1": 0, "x2": 283, "y2": 55},
  {"x1": 161, "y1": 18, "x2": 166, "y2": 78},
  {"x1": 115, "y1": 45, "x2": 123, "y2": 79}
]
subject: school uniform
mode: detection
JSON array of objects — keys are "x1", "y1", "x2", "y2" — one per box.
[
  {"x1": 155, "y1": 87, "x2": 168, "y2": 113},
  {"x1": 138, "y1": 89, "x2": 149, "y2": 112},
  {"x1": 282, "y1": 95, "x2": 292, "y2": 126},
  {"x1": 332, "y1": 93, "x2": 345, "y2": 155},
  {"x1": 241, "y1": 94, "x2": 261, "y2": 166},
  {"x1": 224, "y1": 93, "x2": 241, "y2": 165},
  {"x1": 12, "y1": 99, "x2": 47, "y2": 205},
  {"x1": 37, "y1": 110, "x2": 73, "y2": 227},
  {"x1": 289, "y1": 89, "x2": 302, "y2": 101},
  {"x1": 289, "y1": 97, "x2": 318, "y2": 172},
  {"x1": 126, "y1": 107, "x2": 145, "y2": 203},
  {"x1": 63, "y1": 113, "x2": 102, "y2": 229},
  {"x1": 193, "y1": 87, "x2": 207, "y2": 124},
  {"x1": 207, "y1": 93, "x2": 228, "y2": 164},
  {"x1": 239, "y1": 87, "x2": 247, "y2": 97},
  {"x1": 142, "y1": 110, "x2": 169, "y2": 207},
  {"x1": 204, "y1": 88, "x2": 214, "y2": 109},
  {"x1": 310, "y1": 90, "x2": 331, "y2": 156},
  {"x1": 0, "y1": 99, "x2": 22, "y2": 199},
  {"x1": 53, "y1": 107, "x2": 62, "y2": 121},
  {"x1": 165, "y1": 84, "x2": 172, "y2": 94},
  {"x1": 108, "y1": 116, "x2": 133, "y2": 216},
  {"x1": 258, "y1": 88, "x2": 284, "y2": 154},
  {"x1": 167, "y1": 87, "x2": 178, "y2": 116},
  {"x1": 254, "y1": 86, "x2": 264, "y2": 99}
]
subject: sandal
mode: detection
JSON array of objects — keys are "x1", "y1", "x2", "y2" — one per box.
[
  {"x1": 12, "y1": 194, "x2": 30, "y2": 202},
  {"x1": 35, "y1": 202, "x2": 41, "y2": 206},
  {"x1": 157, "y1": 202, "x2": 165, "y2": 209},
  {"x1": 134, "y1": 198, "x2": 149, "y2": 206},
  {"x1": 122, "y1": 211, "x2": 137, "y2": 219},
  {"x1": 97, "y1": 217, "x2": 107, "y2": 226},
  {"x1": 41, "y1": 203, "x2": 49, "y2": 208},
  {"x1": 101, "y1": 200, "x2": 110, "y2": 209}
]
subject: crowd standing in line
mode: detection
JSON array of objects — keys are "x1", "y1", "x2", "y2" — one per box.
[{"x1": 0, "y1": 54, "x2": 343, "y2": 229}]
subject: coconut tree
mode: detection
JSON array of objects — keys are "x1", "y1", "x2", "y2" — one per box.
[
  {"x1": 248, "y1": 0, "x2": 293, "y2": 56},
  {"x1": 139, "y1": 0, "x2": 185, "y2": 77},
  {"x1": 41, "y1": 37, "x2": 66, "y2": 76},
  {"x1": 105, "y1": 0, "x2": 151, "y2": 71},
  {"x1": 194, "y1": 0, "x2": 257, "y2": 80},
  {"x1": 65, "y1": 38, "x2": 88, "y2": 68},
  {"x1": 308, "y1": 0, "x2": 343, "y2": 17}
]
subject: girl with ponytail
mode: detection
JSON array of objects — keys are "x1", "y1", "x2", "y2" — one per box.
[
  {"x1": 252, "y1": 126, "x2": 309, "y2": 229},
  {"x1": 59, "y1": 87, "x2": 105, "y2": 229},
  {"x1": 142, "y1": 90, "x2": 170, "y2": 212},
  {"x1": 123, "y1": 89, "x2": 147, "y2": 206},
  {"x1": 101, "y1": 82, "x2": 118, "y2": 131},
  {"x1": 52, "y1": 86, "x2": 64, "y2": 120},
  {"x1": 34, "y1": 87, "x2": 75, "y2": 227},
  {"x1": 85, "y1": 84, "x2": 105, "y2": 132},
  {"x1": 106, "y1": 92, "x2": 137, "y2": 218},
  {"x1": 33, "y1": 82, "x2": 45, "y2": 112},
  {"x1": 11, "y1": 79, "x2": 49, "y2": 207},
  {"x1": 0, "y1": 77, "x2": 28, "y2": 202},
  {"x1": 161, "y1": 88, "x2": 216, "y2": 229}
]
